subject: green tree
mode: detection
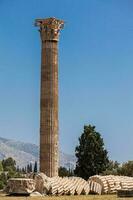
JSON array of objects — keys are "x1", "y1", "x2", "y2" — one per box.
[
  {"x1": 27, "y1": 163, "x2": 32, "y2": 173},
  {"x1": 7, "y1": 170, "x2": 16, "y2": 179},
  {"x1": 0, "y1": 161, "x2": 3, "y2": 172},
  {"x1": 102, "y1": 160, "x2": 120, "y2": 175},
  {"x1": 0, "y1": 181, "x2": 4, "y2": 190},
  {"x1": 59, "y1": 167, "x2": 74, "y2": 177},
  {"x1": 0, "y1": 172, "x2": 7, "y2": 189},
  {"x1": 118, "y1": 161, "x2": 133, "y2": 176},
  {"x1": 34, "y1": 161, "x2": 38, "y2": 173},
  {"x1": 74, "y1": 125, "x2": 109, "y2": 180},
  {"x1": 2, "y1": 157, "x2": 16, "y2": 172},
  {"x1": 27, "y1": 164, "x2": 30, "y2": 173},
  {"x1": 16, "y1": 166, "x2": 20, "y2": 172},
  {"x1": 0, "y1": 158, "x2": 24, "y2": 189},
  {"x1": 21, "y1": 167, "x2": 26, "y2": 174},
  {"x1": 29, "y1": 163, "x2": 32, "y2": 172}
]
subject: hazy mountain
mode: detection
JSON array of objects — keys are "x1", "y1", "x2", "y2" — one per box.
[{"x1": 0, "y1": 137, "x2": 76, "y2": 169}]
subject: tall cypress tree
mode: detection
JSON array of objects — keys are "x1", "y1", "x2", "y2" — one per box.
[
  {"x1": 74, "y1": 125, "x2": 109, "y2": 180},
  {"x1": 27, "y1": 164, "x2": 30, "y2": 173},
  {"x1": 34, "y1": 161, "x2": 38, "y2": 173},
  {"x1": 29, "y1": 163, "x2": 32, "y2": 172}
]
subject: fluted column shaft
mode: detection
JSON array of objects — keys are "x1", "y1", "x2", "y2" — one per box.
[{"x1": 40, "y1": 40, "x2": 58, "y2": 177}]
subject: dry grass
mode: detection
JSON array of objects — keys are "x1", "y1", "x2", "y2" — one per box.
[{"x1": 0, "y1": 194, "x2": 130, "y2": 200}]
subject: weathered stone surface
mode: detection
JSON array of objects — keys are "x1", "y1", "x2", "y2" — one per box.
[
  {"x1": 89, "y1": 175, "x2": 133, "y2": 194},
  {"x1": 35, "y1": 17, "x2": 64, "y2": 177},
  {"x1": 6, "y1": 174, "x2": 133, "y2": 196},
  {"x1": 47, "y1": 176, "x2": 90, "y2": 195},
  {"x1": 30, "y1": 191, "x2": 42, "y2": 196},
  {"x1": 5, "y1": 178, "x2": 35, "y2": 194},
  {"x1": 28, "y1": 173, "x2": 90, "y2": 196},
  {"x1": 30, "y1": 173, "x2": 50, "y2": 194}
]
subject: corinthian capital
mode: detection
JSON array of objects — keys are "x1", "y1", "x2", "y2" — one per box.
[{"x1": 35, "y1": 17, "x2": 64, "y2": 41}]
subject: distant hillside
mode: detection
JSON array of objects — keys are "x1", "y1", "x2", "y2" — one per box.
[{"x1": 0, "y1": 137, "x2": 76, "y2": 169}]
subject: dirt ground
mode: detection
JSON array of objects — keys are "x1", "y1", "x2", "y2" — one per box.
[{"x1": 0, "y1": 194, "x2": 131, "y2": 200}]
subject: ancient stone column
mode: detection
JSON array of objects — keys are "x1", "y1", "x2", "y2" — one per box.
[{"x1": 35, "y1": 18, "x2": 64, "y2": 177}]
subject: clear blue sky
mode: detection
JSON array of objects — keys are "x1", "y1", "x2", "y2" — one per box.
[{"x1": 0, "y1": 0, "x2": 133, "y2": 162}]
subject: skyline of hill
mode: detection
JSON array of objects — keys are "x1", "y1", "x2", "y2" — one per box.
[{"x1": 0, "y1": 137, "x2": 76, "y2": 170}]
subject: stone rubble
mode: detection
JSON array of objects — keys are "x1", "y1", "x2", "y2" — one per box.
[
  {"x1": 30, "y1": 191, "x2": 42, "y2": 196},
  {"x1": 89, "y1": 175, "x2": 133, "y2": 194},
  {"x1": 5, "y1": 178, "x2": 35, "y2": 195},
  {"x1": 5, "y1": 173, "x2": 133, "y2": 196}
]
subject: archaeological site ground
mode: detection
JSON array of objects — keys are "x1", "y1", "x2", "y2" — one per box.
[{"x1": 0, "y1": 194, "x2": 124, "y2": 200}]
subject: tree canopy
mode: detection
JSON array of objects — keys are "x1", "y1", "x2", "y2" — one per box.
[
  {"x1": 59, "y1": 167, "x2": 74, "y2": 177},
  {"x1": 34, "y1": 161, "x2": 38, "y2": 173},
  {"x1": 2, "y1": 157, "x2": 16, "y2": 172},
  {"x1": 0, "y1": 161, "x2": 3, "y2": 172},
  {"x1": 74, "y1": 124, "x2": 109, "y2": 180},
  {"x1": 118, "y1": 161, "x2": 133, "y2": 177}
]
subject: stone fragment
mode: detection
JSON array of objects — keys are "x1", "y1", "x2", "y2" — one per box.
[
  {"x1": 29, "y1": 172, "x2": 50, "y2": 194},
  {"x1": 5, "y1": 178, "x2": 35, "y2": 195},
  {"x1": 30, "y1": 191, "x2": 42, "y2": 196},
  {"x1": 89, "y1": 175, "x2": 133, "y2": 194}
]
